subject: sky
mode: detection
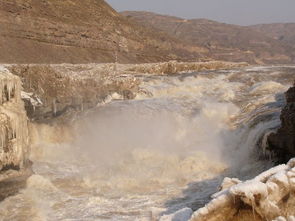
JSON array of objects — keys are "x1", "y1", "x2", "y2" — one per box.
[{"x1": 105, "y1": 0, "x2": 295, "y2": 25}]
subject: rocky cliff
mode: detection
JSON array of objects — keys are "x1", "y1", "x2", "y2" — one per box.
[
  {"x1": 267, "y1": 83, "x2": 295, "y2": 163},
  {"x1": 0, "y1": 0, "x2": 206, "y2": 64}
]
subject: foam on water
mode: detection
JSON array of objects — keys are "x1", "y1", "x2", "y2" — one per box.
[
  {"x1": 249, "y1": 81, "x2": 287, "y2": 95},
  {"x1": 1, "y1": 66, "x2": 295, "y2": 220}
]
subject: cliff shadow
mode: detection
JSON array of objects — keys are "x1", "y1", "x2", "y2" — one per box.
[{"x1": 162, "y1": 174, "x2": 225, "y2": 215}]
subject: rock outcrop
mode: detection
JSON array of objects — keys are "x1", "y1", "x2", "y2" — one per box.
[
  {"x1": 0, "y1": 67, "x2": 32, "y2": 200},
  {"x1": 267, "y1": 83, "x2": 295, "y2": 163}
]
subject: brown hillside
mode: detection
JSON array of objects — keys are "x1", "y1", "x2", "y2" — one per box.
[
  {"x1": 122, "y1": 11, "x2": 294, "y2": 64},
  {"x1": 250, "y1": 23, "x2": 295, "y2": 60},
  {"x1": 250, "y1": 23, "x2": 295, "y2": 45},
  {"x1": 0, "y1": 0, "x2": 206, "y2": 64}
]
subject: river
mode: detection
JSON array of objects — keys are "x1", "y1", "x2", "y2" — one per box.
[{"x1": 0, "y1": 66, "x2": 294, "y2": 221}]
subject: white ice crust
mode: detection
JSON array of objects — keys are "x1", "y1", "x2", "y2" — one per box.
[
  {"x1": 161, "y1": 158, "x2": 295, "y2": 221},
  {"x1": 189, "y1": 159, "x2": 295, "y2": 221}
]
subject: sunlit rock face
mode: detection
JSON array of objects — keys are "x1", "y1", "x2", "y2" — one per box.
[{"x1": 0, "y1": 66, "x2": 30, "y2": 172}]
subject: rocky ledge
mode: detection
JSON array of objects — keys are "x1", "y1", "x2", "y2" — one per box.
[{"x1": 267, "y1": 83, "x2": 295, "y2": 163}]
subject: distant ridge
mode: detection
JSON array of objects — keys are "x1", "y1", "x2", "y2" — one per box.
[
  {"x1": 122, "y1": 11, "x2": 295, "y2": 64},
  {"x1": 249, "y1": 23, "x2": 295, "y2": 61}
]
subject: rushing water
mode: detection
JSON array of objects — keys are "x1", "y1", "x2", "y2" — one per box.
[{"x1": 0, "y1": 66, "x2": 294, "y2": 221}]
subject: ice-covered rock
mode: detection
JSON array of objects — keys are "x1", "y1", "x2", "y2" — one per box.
[
  {"x1": 21, "y1": 91, "x2": 43, "y2": 109},
  {"x1": 189, "y1": 158, "x2": 295, "y2": 221},
  {"x1": 0, "y1": 67, "x2": 30, "y2": 171}
]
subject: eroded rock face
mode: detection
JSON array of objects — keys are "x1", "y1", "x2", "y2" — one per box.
[
  {"x1": 7, "y1": 64, "x2": 140, "y2": 122},
  {"x1": 267, "y1": 83, "x2": 295, "y2": 163}
]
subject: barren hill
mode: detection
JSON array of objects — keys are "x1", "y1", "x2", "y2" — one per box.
[
  {"x1": 250, "y1": 23, "x2": 295, "y2": 60},
  {"x1": 122, "y1": 11, "x2": 294, "y2": 64},
  {"x1": 0, "y1": 0, "x2": 206, "y2": 64},
  {"x1": 2, "y1": 1, "x2": 293, "y2": 65},
  {"x1": 250, "y1": 23, "x2": 295, "y2": 45}
]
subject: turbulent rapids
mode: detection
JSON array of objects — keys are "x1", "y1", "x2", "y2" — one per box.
[{"x1": 0, "y1": 66, "x2": 294, "y2": 221}]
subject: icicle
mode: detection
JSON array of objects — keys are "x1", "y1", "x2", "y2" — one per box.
[
  {"x1": 0, "y1": 81, "x2": 2, "y2": 105},
  {"x1": 7, "y1": 82, "x2": 11, "y2": 102},
  {"x1": 52, "y1": 98, "x2": 57, "y2": 116},
  {"x1": 251, "y1": 199, "x2": 256, "y2": 220},
  {"x1": 0, "y1": 126, "x2": 3, "y2": 150}
]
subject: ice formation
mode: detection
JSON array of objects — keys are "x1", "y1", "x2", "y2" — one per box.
[
  {"x1": 188, "y1": 159, "x2": 295, "y2": 221},
  {"x1": 0, "y1": 67, "x2": 29, "y2": 171},
  {"x1": 21, "y1": 91, "x2": 43, "y2": 109}
]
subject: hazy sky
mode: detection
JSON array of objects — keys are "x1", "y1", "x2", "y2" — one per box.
[{"x1": 105, "y1": 0, "x2": 295, "y2": 25}]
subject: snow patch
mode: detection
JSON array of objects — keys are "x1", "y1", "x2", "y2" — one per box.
[{"x1": 21, "y1": 91, "x2": 43, "y2": 108}]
